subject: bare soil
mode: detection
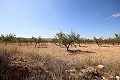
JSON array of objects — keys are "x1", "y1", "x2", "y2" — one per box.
[{"x1": 12, "y1": 43, "x2": 120, "y2": 64}]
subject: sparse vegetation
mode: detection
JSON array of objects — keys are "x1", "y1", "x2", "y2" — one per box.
[
  {"x1": 0, "y1": 33, "x2": 16, "y2": 45},
  {"x1": 0, "y1": 32, "x2": 120, "y2": 80}
]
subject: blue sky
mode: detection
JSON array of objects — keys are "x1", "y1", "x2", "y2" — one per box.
[{"x1": 0, "y1": 0, "x2": 120, "y2": 38}]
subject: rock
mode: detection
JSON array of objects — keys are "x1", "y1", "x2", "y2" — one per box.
[
  {"x1": 108, "y1": 75, "x2": 116, "y2": 80},
  {"x1": 116, "y1": 76, "x2": 120, "y2": 80},
  {"x1": 97, "y1": 65, "x2": 104, "y2": 69},
  {"x1": 102, "y1": 76, "x2": 107, "y2": 80},
  {"x1": 94, "y1": 65, "x2": 106, "y2": 74},
  {"x1": 82, "y1": 67, "x2": 102, "y2": 80},
  {"x1": 65, "y1": 66, "x2": 104, "y2": 80},
  {"x1": 87, "y1": 67, "x2": 96, "y2": 72},
  {"x1": 81, "y1": 69, "x2": 88, "y2": 74}
]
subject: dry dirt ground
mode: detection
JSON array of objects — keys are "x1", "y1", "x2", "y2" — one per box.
[
  {"x1": 16, "y1": 43, "x2": 120, "y2": 64},
  {"x1": 1, "y1": 43, "x2": 120, "y2": 79}
]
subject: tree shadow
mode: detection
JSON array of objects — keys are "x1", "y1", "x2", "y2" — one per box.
[
  {"x1": 36, "y1": 46, "x2": 47, "y2": 48},
  {"x1": 67, "y1": 50, "x2": 96, "y2": 55},
  {"x1": 116, "y1": 45, "x2": 120, "y2": 47},
  {"x1": 80, "y1": 46, "x2": 88, "y2": 47},
  {"x1": 101, "y1": 46, "x2": 110, "y2": 47}
]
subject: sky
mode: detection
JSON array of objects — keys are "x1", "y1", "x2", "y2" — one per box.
[{"x1": 0, "y1": 0, "x2": 120, "y2": 38}]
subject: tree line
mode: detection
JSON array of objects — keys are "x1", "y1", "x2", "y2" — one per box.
[
  {"x1": 0, "y1": 33, "x2": 49, "y2": 47},
  {"x1": 52, "y1": 32, "x2": 120, "y2": 50},
  {"x1": 0, "y1": 32, "x2": 120, "y2": 50}
]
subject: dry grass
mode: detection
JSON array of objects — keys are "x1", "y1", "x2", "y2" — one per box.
[{"x1": 0, "y1": 43, "x2": 120, "y2": 79}]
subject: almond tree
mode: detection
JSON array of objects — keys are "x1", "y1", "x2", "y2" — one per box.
[
  {"x1": 75, "y1": 34, "x2": 81, "y2": 47},
  {"x1": 30, "y1": 36, "x2": 35, "y2": 45},
  {"x1": 29, "y1": 37, "x2": 33, "y2": 45},
  {"x1": 115, "y1": 33, "x2": 120, "y2": 45},
  {"x1": 61, "y1": 35, "x2": 70, "y2": 50},
  {"x1": 56, "y1": 31, "x2": 78, "y2": 50},
  {"x1": 37, "y1": 36, "x2": 42, "y2": 46},
  {"x1": 107, "y1": 38, "x2": 115, "y2": 46},
  {"x1": 0, "y1": 36, "x2": 2, "y2": 43},
  {"x1": 17, "y1": 38, "x2": 23, "y2": 46},
  {"x1": 67, "y1": 31, "x2": 77, "y2": 46},
  {"x1": 32, "y1": 37, "x2": 38, "y2": 47},
  {"x1": 115, "y1": 33, "x2": 120, "y2": 38},
  {"x1": 56, "y1": 31, "x2": 65, "y2": 47},
  {"x1": 24, "y1": 38, "x2": 29, "y2": 45},
  {"x1": 111, "y1": 38, "x2": 115, "y2": 46},
  {"x1": 94, "y1": 37, "x2": 103, "y2": 46},
  {"x1": 0, "y1": 33, "x2": 16, "y2": 45},
  {"x1": 52, "y1": 38, "x2": 58, "y2": 45}
]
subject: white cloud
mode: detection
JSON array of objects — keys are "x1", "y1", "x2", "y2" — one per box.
[
  {"x1": 32, "y1": 30, "x2": 38, "y2": 32},
  {"x1": 111, "y1": 12, "x2": 120, "y2": 17}
]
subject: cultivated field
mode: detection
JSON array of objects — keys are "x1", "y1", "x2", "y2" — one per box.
[
  {"x1": 0, "y1": 43, "x2": 120, "y2": 80},
  {"x1": 8, "y1": 43, "x2": 120, "y2": 64}
]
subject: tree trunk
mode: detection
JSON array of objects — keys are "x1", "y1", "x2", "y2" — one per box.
[
  {"x1": 35, "y1": 42, "x2": 37, "y2": 47},
  {"x1": 112, "y1": 42, "x2": 115, "y2": 46},
  {"x1": 79, "y1": 43, "x2": 81, "y2": 47},
  {"x1": 67, "y1": 46, "x2": 69, "y2": 51},
  {"x1": 74, "y1": 45, "x2": 76, "y2": 48},
  {"x1": 65, "y1": 44, "x2": 69, "y2": 51},
  {"x1": 19, "y1": 42, "x2": 22, "y2": 46},
  {"x1": 26, "y1": 42, "x2": 28, "y2": 45},
  {"x1": 118, "y1": 42, "x2": 120, "y2": 45}
]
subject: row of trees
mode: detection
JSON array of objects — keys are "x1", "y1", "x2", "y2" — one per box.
[
  {"x1": 0, "y1": 33, "x2": 120, "y2": 50},
  {"x1": 52, "y1": 32, "x2": 120, "y2": 50},
  {"x1": 0, "y1": 33, "x2": 48, "y2": 47},
  {"x1": 94, "y1": 34, "x2": 120, "y2": 46},
  {"x1": 0, "y1": 33, "x2": 16, "y2": 45}
]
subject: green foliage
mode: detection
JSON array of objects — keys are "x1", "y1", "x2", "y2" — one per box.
[
  {"x1": 0, "y1": 32, "x2": 120, "y2": 47},
  {"x1": 56, "y1": 31, "x2": 65, "y2": 46},
  {"x1": 56, "y1": 31, "x2": 80, "y2": 50},
  {"x1": 75, "y1": 34, "x2": 82, "y2": 47},
  {"x1": 115, "y1": 33, "x2": 120, "y2": 38},
  {"x1": 0, "y1": 33, "x2": 16, "y2": 45},
  {"x1": 52, "y1": 38, "x2": 58, "y2": 44},
  {"x1": 17, "y1": 38, "x2": 24, "y2": 46},
  {"x1": 94, "y1": 37, "x2": 103, "y2": 46},
  {"x1": 115, "y1": 33, "x2": 120, "y2": 45},
  {"x1": 38, "y1": 36, "x2": 42, "y2": 43},
  {"x1": 31, "y1": 36, "x2": 43, "y2": 47}
]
